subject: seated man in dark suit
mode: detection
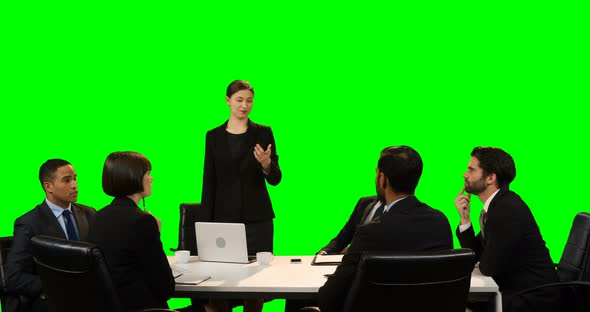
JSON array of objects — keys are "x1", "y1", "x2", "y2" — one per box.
[
  {"x1": 454, "y1": 147, "x2": 558, "y2": 311},
  {"x1": 317, "y1": 146, "x2": 410, "y2": 257},
  {"x1": 317, "y1": 146, "x2": 453, "y2": 312},
  {"x1": 5, "y1": 159, "x2": 96, "y2": 312}
]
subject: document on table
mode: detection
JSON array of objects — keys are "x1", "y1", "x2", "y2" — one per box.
[
  {"x1": 170, "y1": 264, "x2": 191, "y2": 278},
  {"x1": 175, "y1": 274, "x2": 211, "y2": 285},
  {"x1": 311, "y1": 254, "x2": 344, "y2": 265}
]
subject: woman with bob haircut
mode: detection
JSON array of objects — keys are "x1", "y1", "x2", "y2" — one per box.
[{"x1": 88, "y1": 151, "x2": 175, "y2": 311}]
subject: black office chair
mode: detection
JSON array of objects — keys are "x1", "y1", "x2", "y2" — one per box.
[
  {"x1": 31, "y1": 235, "x2": 177, "y2": 312},
  {"x1": 340, "y1": 248, "x2": 476, "y2": 312},
  {"x1": 555, "y1": 212, "x2": 590, "y2": 282},
  {"x1": 0, "y1": 236, "x2": 31, "y2": 312},
  {"x1": 172, "y1": 203, "x2": 209, "y2": 255},
  {"x1": 0, "y1": 236, "x2": 13, "y2": 311},
  {"x1": 508, "y1": 212, "x2": 590, "y2": 312}
]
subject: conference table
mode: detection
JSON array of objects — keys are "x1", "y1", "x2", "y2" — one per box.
[{"x1": 170, "y1": 256, "x2": 502, "y2": 312}]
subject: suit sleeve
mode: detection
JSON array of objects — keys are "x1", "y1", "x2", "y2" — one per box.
[
  {"x1": 263, "y1": 127, "x2": 281, "y2": 186},
  {"x1": 5, "y1": 218, "x2": 43, "y2": 298},
  {"x1": 319, "y1": 221, "x2": 374, "y2": 312},
  {"x1": 134, "y1": 214, "x2": 175, "y2": 302},
  {"x1": 456, "y1": 224, "x2": 484, "y2": 261},
  {"x1": 200, "y1": 131, "x2": 215, "y2": 221},
  {"x1": 318, "y1": 253, "x2": 360, "y2": 312},
  {"x1": 319, "y1": 198, "x2": 367, "y2": 254}
]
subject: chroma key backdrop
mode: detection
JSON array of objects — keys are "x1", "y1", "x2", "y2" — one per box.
[{"x1": 1, "y1": 2, "x2": 588, "y2": 311}]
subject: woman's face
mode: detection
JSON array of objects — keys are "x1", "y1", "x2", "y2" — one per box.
[
  {"x1": 226, "y1": 89, "x2": 253, "y2": 120},
  {"x1": 142, "y1": 171, "x2": 153, "y2": 198}
]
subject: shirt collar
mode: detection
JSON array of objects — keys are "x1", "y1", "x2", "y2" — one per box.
[
  {"x1": 383, "y1": 196, "x2": 407, "y2": 213},
  {"x1": 45, "y1": 198, "x2": 72, "y2": 218},
  {"x1": 483, "y1": 189, "x2": 500, "y2": 213}
]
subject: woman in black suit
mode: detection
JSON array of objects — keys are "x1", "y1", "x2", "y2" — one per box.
[
  {"x1": 88, "y1": 151, "x2": 175, "y2": 311},
  {"x1": 201, "y1": 80, "x2": 282, "y2": 312},
  {"x1": 201, "y1": 80, "x2": 282, "y2": 254}
]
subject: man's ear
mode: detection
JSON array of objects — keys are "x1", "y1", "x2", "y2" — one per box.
[
  {"x1": 380, "y1": 173, "x2": 389, "y2": 191},
  {"x1": 486, "y1": 173, "x2": 497, "y2": 186},
  {"x1": 226, "y1": 96, "x2": 231, "y2": 105},
  {"x1": 43, "y1": 181, "x2": 53, "y2": 193}
]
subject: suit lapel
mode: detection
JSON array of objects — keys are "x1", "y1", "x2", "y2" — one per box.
[
  {"x1": 38, "y1": 201, "x2": 67, "y2": 239},
  {"x1": 239, "y1": 120, "x2": 258, "y2": 173},
  {"x1": 361, "y1": 199, "x2": 379, "y2": 223},
  {"x1": 72, "y1": 204, "x2": 90, "y2": 240},
  {"x1": 216, "y1": 121, "x2": 232, "y2": 161}
]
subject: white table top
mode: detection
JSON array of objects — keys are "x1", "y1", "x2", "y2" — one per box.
[{"x1": 169, "y1": 255, "x2": 499, "y2": 294}]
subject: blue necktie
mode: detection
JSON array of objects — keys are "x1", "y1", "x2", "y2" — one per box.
[{"x1": 63, "y1": 210, "x2": 79, "y2": 241}]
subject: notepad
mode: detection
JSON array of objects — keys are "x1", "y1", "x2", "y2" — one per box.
[
  {"x1": 170, "y1": 264, "x2": 191, "y2": 278},
  {"x1": 311, "y1": 254, "x2": 344, "y2": 265},
  {"x1": 175, "y1": 274, "x2": 211, "y2": 285}
]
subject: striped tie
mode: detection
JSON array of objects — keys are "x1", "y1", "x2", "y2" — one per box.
[{"x1": 479, "y1": 209, "x2": 488, "y2": 238}]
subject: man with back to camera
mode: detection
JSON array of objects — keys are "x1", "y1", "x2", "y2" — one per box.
[
  {"x1": 285, "y1": 148, "x2": 408, "y2": 312},
  {"x1": 317, "y1": 146, "x2": 453, "y2": 312},
  {"x1": 455, "y1": 147, "x2": 558, "y2": 311},
  {"x1": 317, "y1": 147, "x2": 411, "y2": 257},
  {"x1": 5, "y1": 159, "x2": 96, "y2": 312}
]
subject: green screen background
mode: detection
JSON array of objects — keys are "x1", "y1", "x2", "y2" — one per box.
[{"x1": 1, "y1": 2, "x2": 588, "y2": 311}]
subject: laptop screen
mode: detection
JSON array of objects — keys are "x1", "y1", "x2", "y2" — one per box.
[{"x1": 195, "y1": 222, "x2": 250, "y2": 264}]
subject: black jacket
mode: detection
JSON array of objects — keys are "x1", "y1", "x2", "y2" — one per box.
[
  {"x1": 318, "y1": 196, "x2": 453, "y2": 312},
  {"x1": 201, "y1": 120, "x2": 281, "y2": 222},
  {"x1": 88, "y1": 197, "x2": 175, "y2": 311}
]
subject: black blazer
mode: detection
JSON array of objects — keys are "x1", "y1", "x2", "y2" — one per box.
[
  {"x1": 319, "y1": 196, "x2": 380, "y2": 254},
  {"x1": 5, "y1": 201, "x2": 95, "y2": 305},
  {"x1": 201, "y1": 120, "x2": 282, "y2": 222},
  {"x1": 318, "y1": 196, "x2": 453, "y2": 312},
  {"x1": 456, "y1": 187, "x2": 558, "y2": 298},
  {"x1": 88, "y1": 198, "x2": 175, "y2": 311}
]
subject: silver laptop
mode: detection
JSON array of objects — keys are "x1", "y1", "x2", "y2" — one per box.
[{"x1": 195, "y1": 222, "x2": 251, "y2": 264}]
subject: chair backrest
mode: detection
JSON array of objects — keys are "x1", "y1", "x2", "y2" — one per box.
[
  {"x1": 0, "y1": 236, "x2": 14, "y2": 309},
  {"x1": 341, "y1": 248, "x2": 476, "y2": 312},
  {"x1": 557, "y1": 212, "x2": 590, "y2": 282},
  {"x1": 0, "y1": 237, "x2": 12, "y2": 289},
  {"x1": 177, "y1": 203, "x2": 206, "y2": 255},
  {"x1": 31, "y1": 235, "x2": 122, "y2": 312}
]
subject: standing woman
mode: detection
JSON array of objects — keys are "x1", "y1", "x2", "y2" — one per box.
[
  {"x1": 202, "y1": 79, "x2": 282, "y2": 256},
  {"x1": 89, "y1": 152, "x2": 175, "y2": 311}
]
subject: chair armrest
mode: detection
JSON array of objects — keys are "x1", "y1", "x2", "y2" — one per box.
[
  {"x1": 510, "y1": 280, "x2": 590, "y2": 312},
  {"x1": 512, "y1": 280, "x2": 590, "y2": 298},
  {"x1": 298, "y1": 307, "x2": 321, "y2": 312}
]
